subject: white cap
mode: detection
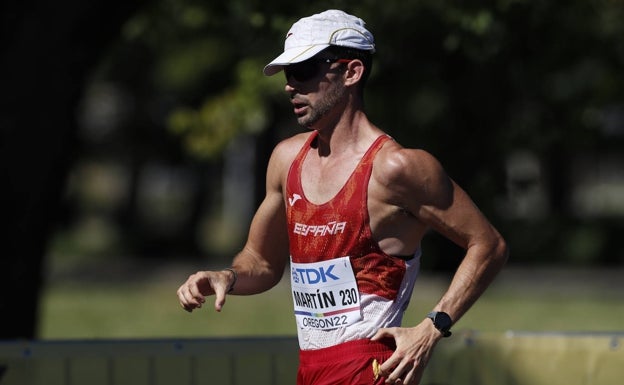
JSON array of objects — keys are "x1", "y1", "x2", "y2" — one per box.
[{"x1": 263, "y1": 10, "x2": 375, "y2": 76}]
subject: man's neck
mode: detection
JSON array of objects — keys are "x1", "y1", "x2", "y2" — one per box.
[{"x1": 311, "y1": 109, "x2": 379, "y2": 158}]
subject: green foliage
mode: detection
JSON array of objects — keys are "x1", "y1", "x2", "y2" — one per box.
[
  {"x1": 115, "y1": 0, "x2": 624, "y2": 161},
  {"x1": 167, "y1": 59, "x2": 282, "y2": 159},
  {"x1": 93, "y1": 0, "x2": 624, "y2": 264},
  {"x1": 112, "y1": 0, "x2": 294, "y2": 158}
]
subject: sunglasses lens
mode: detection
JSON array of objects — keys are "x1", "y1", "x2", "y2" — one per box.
[{"x1": 285, "y1": 61, "x2": 319, "y2": 82}]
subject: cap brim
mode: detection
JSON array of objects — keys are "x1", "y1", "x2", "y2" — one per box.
[{"x1": 263, "y1": 44, "x2": 329, "y2": 76}]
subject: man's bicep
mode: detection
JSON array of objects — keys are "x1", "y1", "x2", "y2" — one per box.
[
  {"x1": 239, "y1": 137, "x2": 298, "y2": 273},
  {"x1": 245, "y1": 190, "x2": 290, "y2": 267},
  {"x1": 419, "y1": 181, "x2": 496, "y2": 250},
  {"x1": 397, "y1": 151, "x2": 492, "y2": 248}
]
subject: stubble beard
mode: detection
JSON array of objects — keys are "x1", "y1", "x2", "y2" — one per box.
[{"x1": 298, "y1": 81, "x2": 347, "y2": 128}]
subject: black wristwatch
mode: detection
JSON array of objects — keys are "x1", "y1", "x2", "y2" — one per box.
[{"x1": 427, "y1": 311, "x2": 453, "y2": 337}]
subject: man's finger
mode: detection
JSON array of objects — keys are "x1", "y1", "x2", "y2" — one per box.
[
  {"x1": 371, "y1": 327, "x2": 393, "y2": 341},
  {"x1": 188, "y1": 283, "x2": 206, "y2": 307},
  {"x1": 213, "y1": 283, "x2": 228, "y2": 312},
  {"x1": 385, "y1": 358, "x2": 411, "y2": 384},
  {"x1": 177, "y1": 282, "x2": 203, "y2": 311},
  {"x1": 402, "y1": 364, "x2": 425, "y2": 385}
]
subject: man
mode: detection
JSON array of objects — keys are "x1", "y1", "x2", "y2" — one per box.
[{"x1": 177, "y1": 9, "x2": 508, "y2": 385}]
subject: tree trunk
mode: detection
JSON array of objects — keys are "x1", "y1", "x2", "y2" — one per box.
[{"x1": 0, "y1": 0, "x2": 144, "y2": 339}]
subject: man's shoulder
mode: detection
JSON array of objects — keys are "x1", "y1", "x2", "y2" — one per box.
[
  {"x1": 376, "y1": 142, "x2": 443, "y2": 180},
  {"x1": 272, "y1": 132, "x2": 313, "y2": 158},
  {"x1": 373, "y1": 142, "x2": 451, "y2": 207},
  {"x1": 266, "y1": 131, "x2": 314, "y2": 174},
  {"x1": 277, "y1": 131, "x2": 313, "y2": 148}
]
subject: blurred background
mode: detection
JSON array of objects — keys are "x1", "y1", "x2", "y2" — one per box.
[{"x1": 1, "y1": 0, "x2": 623, "y2": 340}]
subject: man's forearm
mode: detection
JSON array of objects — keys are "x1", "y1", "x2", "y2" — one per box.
[
  {"x1": 229, "y1": 247, "x2": 286, "y2": 295},
  {"x1": 434, "y1": 239, "x2": 508, "y2": 324}
]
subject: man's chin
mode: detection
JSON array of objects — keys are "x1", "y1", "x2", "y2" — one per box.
[{"x1": 296, "y1": 117, "x2": 312, "y2": 128}]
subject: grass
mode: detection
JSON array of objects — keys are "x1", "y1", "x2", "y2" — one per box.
[
  {"x1": 39, "y1": 280, "x2": 296, "y2": 338},
  {"x1": 38, "y1": 263, "x2": 624, "y2": 339}
]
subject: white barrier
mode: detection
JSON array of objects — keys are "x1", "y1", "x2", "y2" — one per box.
[
  {"x1": 425, "y1": 331, "x2": 623, "y2": 385},
  {"x1": 0, "y1": 337, "x2": 298, "y2": 385},
  {"x1": 0, "y1": 332, "x2": 622, "y2": 384}
]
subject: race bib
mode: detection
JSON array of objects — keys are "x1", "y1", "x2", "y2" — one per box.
[{"x1": 290, "y1": 256, "x2": 362, "y2": 330}]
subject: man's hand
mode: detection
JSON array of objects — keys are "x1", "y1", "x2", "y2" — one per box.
[
  {"x1": 371, "y1": 320, "x2": 442, "y2": 384},
  {"x1": 176, "y1": 270, "x2": 235, "y2": 313}
]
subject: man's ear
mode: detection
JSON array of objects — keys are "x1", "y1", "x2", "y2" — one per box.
[{"x1": 343, "y1": 59, "x2": 364, "y2": 87}]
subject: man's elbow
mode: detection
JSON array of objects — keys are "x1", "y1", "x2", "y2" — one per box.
[{"x1": 491, "y1": 234, "x2": 509, "y2": 268}]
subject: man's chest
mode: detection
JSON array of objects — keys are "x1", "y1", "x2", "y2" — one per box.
[{"x1": 300, "y1": 154, "x2": 364, "y2": 204}]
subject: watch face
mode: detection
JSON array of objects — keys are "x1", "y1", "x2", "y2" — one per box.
[
  {"x1": 434, "y1": 312, "x2": 452, "y2": 331},
  {"x1": 427, "y1": 311, "x2": 453, "y2": 337}
]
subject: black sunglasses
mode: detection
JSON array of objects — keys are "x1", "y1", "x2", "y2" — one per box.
[{"x1": 284, "y1": 57, "x2": 351, "y2": 82}]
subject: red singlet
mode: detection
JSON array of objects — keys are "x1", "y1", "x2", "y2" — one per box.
[{"x1": 285, "y1": 132, "x2": 421, "y2": 384}]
